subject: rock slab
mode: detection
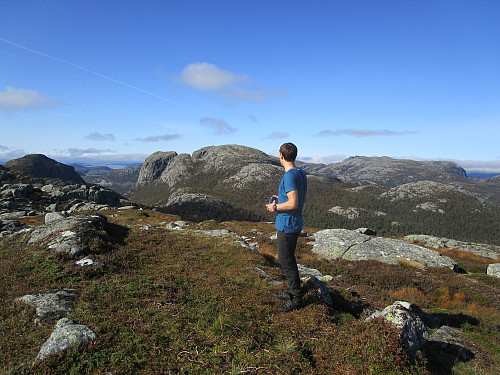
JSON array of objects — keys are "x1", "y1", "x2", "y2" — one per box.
[{"x1": 311, "y1": 229, "x2": 458, "y2": 271}]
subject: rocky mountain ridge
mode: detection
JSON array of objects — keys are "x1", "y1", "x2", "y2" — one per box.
[
  {"x1": 306, "y1": 156, "x2": 468, "y2": 187},
  {"x1": 4, "y1": 154, "x2": 84, "y2": 183},
  {"x1": 4, "y1": 147, "x2": 500, "y2": 244},
  {"x1": 125, "y1": 145, "x2": 500, "y2": 245}
]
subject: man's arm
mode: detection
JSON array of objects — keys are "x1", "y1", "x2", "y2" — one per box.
[
  {"x1": 266, "y1": 190, "x2": 298, "y2": 212},
  {"x1": 277, "y1": 190, "x2": 298, "y2": 211}
]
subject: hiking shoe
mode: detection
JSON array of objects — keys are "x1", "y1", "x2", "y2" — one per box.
[
  {"x1": 272, "y1": 291, "x2": 292, "y2": 301},
  {"x1": 277, "y1": 298, "x2": 302, "y2": 313}
]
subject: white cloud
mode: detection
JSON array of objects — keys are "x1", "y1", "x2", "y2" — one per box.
[
  {"x1": 0, "y1": 149, "x2": 27, "y2": 160},
  {"x1": 63, "y1": 148, "x2": 114, "y2": 157},
  {"x1": 217, "y1": 86, "x2": 287, "y2": 103},
  {"x1": 299, "y1": 154, "x2": 347, "y2": 164},
  {"x1": 176, "y1": 63, "x2": 287, "y2": 103},
  {"x1": 179, "y1": 63, "x2": 248, "y2": 90},
  {"x1": 0, "y1": 86, "x2": 58, "y2": 112},
  {"x1": 135, "y1": 134, "x2": 180, "y2": 142},
  {"x1": 443, "y1": 159, "x2": 500, "y2": 174},
  {"x1": 318, "y1": 129, "x2": 418, "y2": 137},
  {"x1": 85, "y1": 132, "x2": 116, "y2": 141},
  {"x1": 0, "y1": 145, "x2": 8, "y2": 151},
  {"x1": 200, "y1": 117, "x2": 235, "y2": 135},
  {"x1": 52, "y1": 153, "x2": 148, "y2": 167},
  {"x1": 268, "y1": 132, "x2": 289, "y2": 139}
]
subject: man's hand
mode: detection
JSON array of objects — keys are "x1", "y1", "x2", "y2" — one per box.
[{"x1": 266, "y1": 195, "x2": 278, "y2": 212}]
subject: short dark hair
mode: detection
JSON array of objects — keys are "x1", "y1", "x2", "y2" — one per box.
[{"x1": 280, "y1": 143, "x2": 297, "y2": 162}]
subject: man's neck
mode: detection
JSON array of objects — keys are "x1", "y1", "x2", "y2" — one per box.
[{"x1": 283, "y1": 160, "x2": 296, "y2": 172}]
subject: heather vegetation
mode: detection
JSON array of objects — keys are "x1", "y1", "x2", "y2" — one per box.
[{"x1": 1, "y1": 209, "x2": 498, "y2": 374}]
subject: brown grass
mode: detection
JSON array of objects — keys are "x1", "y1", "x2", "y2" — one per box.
[{"x1": 397, "y1": 258, "x2": 425, "y2": 270}]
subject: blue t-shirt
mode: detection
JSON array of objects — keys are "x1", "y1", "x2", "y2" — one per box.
[{"x1": 275, "y1": 168, "x2": 307, "y2": 233}]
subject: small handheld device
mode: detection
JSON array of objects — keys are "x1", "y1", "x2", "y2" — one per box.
[{"x1": 268, "y1": 196, "x2": 277, "y2": 204}]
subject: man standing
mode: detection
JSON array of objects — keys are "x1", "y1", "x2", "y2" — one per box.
[{"x1": 266, "y1": 143, "x2": 308, "y2": 313}]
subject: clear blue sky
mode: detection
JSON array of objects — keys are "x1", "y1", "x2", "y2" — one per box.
[{"x1": 1, "y1": 1, "x2": 499, "y2": 173}]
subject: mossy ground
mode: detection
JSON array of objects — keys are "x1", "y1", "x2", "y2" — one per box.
[{"x1": 0, "y1": 209, "x2": 498, "y2": 374}]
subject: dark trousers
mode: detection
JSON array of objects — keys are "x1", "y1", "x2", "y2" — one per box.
[{"x1": 277, "y1": 230, "x2": 302, "y2": 298}]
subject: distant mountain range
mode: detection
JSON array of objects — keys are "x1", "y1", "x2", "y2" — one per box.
[
  {"x1": 3, "y1": 147, "x2": 500, "y2": 245},
  {"x1": 123, "y1": 145, "x2": 500, "y2": 245},
  {"x1": 72, "y1": 164, "x2": 141, "y2": 195}
]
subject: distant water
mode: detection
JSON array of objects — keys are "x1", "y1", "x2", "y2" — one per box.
[{"x1": 468, "y1": 172, "x2": 500, "y2": 179}]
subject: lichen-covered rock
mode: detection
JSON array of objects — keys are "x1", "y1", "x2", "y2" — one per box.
[
  {"x1": 28, "y1": 214, "x2": 107, "y2": 257},
  {"x1": 297, "y1": 264, "x2": 333, "y2": 282},
  {"x1": 368, "y1": 301, "x2": 428, "y2": 355},
  {"x1": 487, "y1": 263, "x2": 500, "y2": 278},
  {"x1": 347, "y1": 237, "x2": 458, "y2": 270},
  {"x1": 310, "y1": 229, "x2": 371, "y2": 259},
  {"x1": 0, "y1": 219, "x2": 21, "y2": 236},
  {"x1": 404, "y1": 234, "x2": 500, "y2": 260},
  {"x1": 15, "y1": 288, "x2": 80, "y2": 325},
  {"x1": 45, "y1": 212, "x2": 69, "y2": 223},
  {"x1": 35, "y1": 318, "x2": 96, "y2": 362},
  {"x1": 311, "y1": 229, "x2": 458, "y2": 271}
]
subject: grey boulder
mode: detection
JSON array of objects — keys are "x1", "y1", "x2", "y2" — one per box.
[
  {"x1": 35, "y1": 318, "x2": 96, "y2": 362},
  {"x1": 368, "y1": 301, "x2": 429, "y2": 355}
]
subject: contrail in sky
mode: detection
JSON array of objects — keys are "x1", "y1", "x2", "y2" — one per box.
[{"x1": 0, "y1": 38, "x2": 187, "y2": 108}]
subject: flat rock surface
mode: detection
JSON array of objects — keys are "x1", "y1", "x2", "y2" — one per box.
[
  {"x1": 404, "y1": 234, "x2": 500, "y2": 260},
  {"x1": 311, "y1": 229, "x2": 458, "y2": 270}
]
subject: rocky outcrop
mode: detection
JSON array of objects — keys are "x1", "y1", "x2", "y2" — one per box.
[
  {"x1": 328, "y1": 206, "x2": 387, "y2": 219},
  {"x1": 311, "y1": 229, "x2": 458, "y2": 270},
  {"x1": 381, "y1": 180, "x2": 464, "y2": 201},
  {"x1": 15, "y1": 288, "x2": 80, "y2": 325},
  {"x1": 134, "y1": 145, "x2": 278, "y2": 190},
  {"x1": 0, "y1": 177, "x2": 124, "y2": 237},
  {"x1": 4, "y1": 154, "x2": 85, "y2": 183},
  {"x1": 404, "y1": 234, "x2": 500, "y2": 260},
  {"x1": 135, "y1": 151, "x2": 178, "y2": 185},
  {"x1": 28, "y1": 214, "x2": 107, "y2": 257},
  {"x1": 129, "y1": 145, "x2": 282, "y2": 221},
  {"x1": 224, "y1": 163, "x2": 282, "y2": 189}
]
